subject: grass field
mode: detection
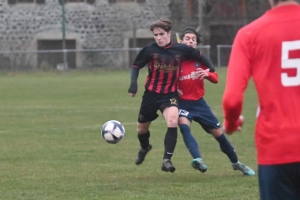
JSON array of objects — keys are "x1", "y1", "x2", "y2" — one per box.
[{"x1": 0, "y1": 68, "x2": 259, "y2": 200}]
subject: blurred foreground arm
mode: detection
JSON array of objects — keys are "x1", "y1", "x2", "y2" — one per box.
[
  {"x1": 222, "y1": 29, "x2": 251, "y2": 135},
  {"x1": 223, "y1": 115, "x2": 244, "y2": 135}
]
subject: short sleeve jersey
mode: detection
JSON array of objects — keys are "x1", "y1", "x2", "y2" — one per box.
[
  {"x1": 222, "y1": 5, "x2": 300, "y2": 165},
  {"x1": 133, "y1": 41, "x2": 203, "y2": 94}
]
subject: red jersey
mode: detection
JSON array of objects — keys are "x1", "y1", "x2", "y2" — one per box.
[
  {"x1": 178, "y1": 60, "x2": 218, "y2": 100},
  {"x1": 222, "y1": 5, "x2": 300, "y2": 165}
]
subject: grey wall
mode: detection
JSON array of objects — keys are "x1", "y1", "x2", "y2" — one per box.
[{"x1": 1, "y1": 0, "x2": 298, "y2": 70}]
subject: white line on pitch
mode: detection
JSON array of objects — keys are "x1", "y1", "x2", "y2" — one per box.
[{"x1": 0, "y1": 120, "x2": 165, "y2": 133}]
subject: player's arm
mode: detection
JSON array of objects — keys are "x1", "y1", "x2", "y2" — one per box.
[
  {"x1": 205, "y1": 71, "x2": 218, "y2": 83},
  {"x1": 223, "y1": 115, "x2": 244, "y2": 134},
  {"x1": 127, "y1": 45, "x2": 150, "y2": 97},
  {"x1": 196, "y1": 67, "x2": 218, "y2": 83},
  {"x1": 128, "y1": 66, "x2": 140, "y2": 97},
  {"x1": 222, "y1": 29, "x2": 251, "y2": 134},
  {"x1": 185, "y1": 45, "x2": 215, "y2": 72},
  {"x1": 199, "y1": 53, "x2": 215, "y2": 72}
]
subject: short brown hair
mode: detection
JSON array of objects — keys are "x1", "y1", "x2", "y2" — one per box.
[{"x1": 150, "y1": 19, "x2": 172, "y2": 32}]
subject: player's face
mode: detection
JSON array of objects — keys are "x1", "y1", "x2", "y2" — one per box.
[
  {"x1": 152, "y1": 28, "x2": 171, "y2": 47},
  {"x1": 181, "y1": 33, "x2": 197, "y2": 48}
]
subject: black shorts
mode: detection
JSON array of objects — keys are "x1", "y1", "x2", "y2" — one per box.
[{"x1": 137, "y1": 90, "x2": 179, "y2": 123}]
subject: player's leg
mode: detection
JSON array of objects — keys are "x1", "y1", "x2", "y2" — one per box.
[
  {"x1": 210, "y1": 128, "x2": 255, "y2": 175},
  {"x1": 179, "y1": 116, "x2": 200, "y2": 158},
  {"x1": 159, "y1": 94, "x2": 180, "y2": 173},
  {"x1": 135, "y1": 91, "x2": 159, "y2": 165},
  {"x1": 178, "y1": 101, "x2": 207, "y2": 173},
  {"x1": 210, "y1": 128, "x2": 238, "y2": 164},
  {"x1": 135, "y1": 121, "x2": 153, "y2": 165},
  {"x1": 196, "y1": 98, "x2": 255, "y2": 175},
  {"x1": 161, "y1": 105, "x2": 178, "y2": 173},
  {"x1": 259, "y1": 162, "x2": 300, "y2": 200}
]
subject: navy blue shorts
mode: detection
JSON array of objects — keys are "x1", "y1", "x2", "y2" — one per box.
[
  {"x1": 258, "y1": 162, "x2": 300, "y2": 200},
  {"x1": 179, "y1": 98, "x2": 221, "y2": 133},
  {"x1": 138, "y1": 90, "x2": 179, "y2": 123}
]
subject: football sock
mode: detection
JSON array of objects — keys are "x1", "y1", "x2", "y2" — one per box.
[
  {"x1": 215, "y1": 133, "x2": 238, "y2": 163},
  {"x1": 163, "y1": 127, "x2": 177, "y2": 160},
  {"x1": 137, "y1": 131, "x2": 150, "y2": 150},
  {"x1": 179, "y1": 124, "x2": 201, "y2": 159}
]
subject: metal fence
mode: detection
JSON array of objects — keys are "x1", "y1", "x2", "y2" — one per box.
[
  {"x1": 0, "y1": 48, "x2": 142, "y2": 71},
  {"x1": 0, "y1": 45, "x2": 230, "y2": 71},
  {"x1": 217, "y1": 45, "x2": 232, "y2": 68}
]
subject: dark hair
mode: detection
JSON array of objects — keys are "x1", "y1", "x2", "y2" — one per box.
[
  {"x1": 181, "y1": 28, "x2": 202, "y2": 43},
  {"x1": 150, "y1": 19, "x2": 172, "y2": 32}
]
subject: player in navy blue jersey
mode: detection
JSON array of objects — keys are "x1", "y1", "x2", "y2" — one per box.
[{"x1": 128, "y1": 19, "x2": 215, "y2": 173}]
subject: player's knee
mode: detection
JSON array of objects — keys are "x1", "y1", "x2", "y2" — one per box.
[
  {"x1": 137, "y1": 123, "x2": 150, "y2": 134},
  {"x1": 137, "y1": 128, "x2": 149, "y2": 135},
  {"x1": 166, "y1": 115, "x2": 178, "y2": 127},
  {"x1": 211, "y1": 128, "x2": 223, "y2": 138}
]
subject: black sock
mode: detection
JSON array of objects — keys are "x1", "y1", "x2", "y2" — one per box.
[
  {"x1": 137, "y1": 131, "x2": 150, "y2": 150},
  {"x1": 163, "y1": 127, "x2": 178, "y2": 160}
]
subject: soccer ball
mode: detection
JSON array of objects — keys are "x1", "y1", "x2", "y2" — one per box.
[{"x1": 101, "y1": 120, "x2": 125, "y2": 144}]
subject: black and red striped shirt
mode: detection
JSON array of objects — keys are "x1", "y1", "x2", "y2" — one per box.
[{"x1": 133, "y1": 41, "x2": 206, "y2": 94}]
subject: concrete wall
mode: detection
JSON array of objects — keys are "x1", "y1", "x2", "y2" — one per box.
[{"x1": 0, "y1": 0, "x2": 173, "y2": 69}]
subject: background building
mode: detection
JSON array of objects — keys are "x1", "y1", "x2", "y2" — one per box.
[{"x1": 0, "y1": 0, "x2": 297, "y2": 70}]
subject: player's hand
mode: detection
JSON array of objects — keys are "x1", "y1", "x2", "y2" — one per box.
[
  {"x1": 223, "y1": 115, "x2": 244, "y2": 135},
  {"x1": 128, "y1": 82, "x2": 138, "y2": 97},
  {"x1": 196, "y1": 68, "x2": 210, "y2": 80},
  {"x1": 129, "y1": 92, "x2": 136, "y2": 97}
]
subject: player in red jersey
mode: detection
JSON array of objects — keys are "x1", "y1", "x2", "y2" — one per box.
[
  {"x1": 222, "y1": 0, "x2": 300, "y2": 199},
  {"x1": 178, "y1": 28, "x2": 255, "y2": 175},
  {"x1": 128, "y1": 20, "x2": 215, "y2": 173}
]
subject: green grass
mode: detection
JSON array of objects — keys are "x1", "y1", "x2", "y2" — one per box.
[{"x1": 0, "y1": 68, "x2": 259, "y2": 200}]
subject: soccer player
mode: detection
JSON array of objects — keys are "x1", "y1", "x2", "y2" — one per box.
[
  {"x1": 128, "y1": 19, "x2": 215, "y2": 173},
  {"x1": 178, "y1": 28, "x2": 255, "y2": 176},
  {"x1": 222, "y1": 0, "x2": 300, "y2": 199}
]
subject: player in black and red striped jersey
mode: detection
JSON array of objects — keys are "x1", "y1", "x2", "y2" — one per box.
[{"x1": 128, "y1": 19, "x2": 215, "y2": 173}]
